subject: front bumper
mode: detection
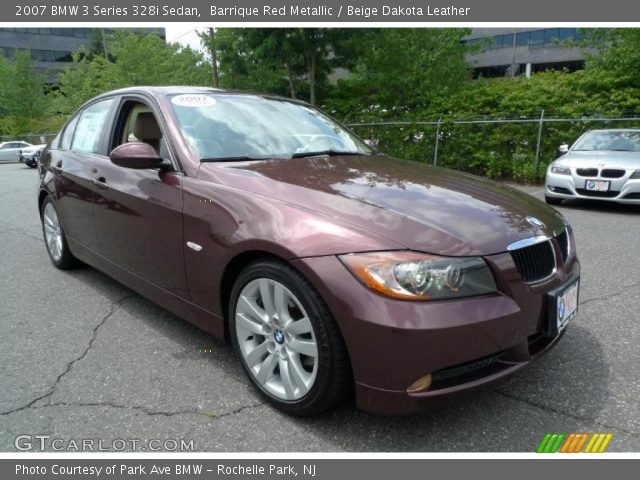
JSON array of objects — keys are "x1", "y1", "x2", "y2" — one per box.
[
  {"x1": 19, "y1": 154, "x2": 37, "y2": 165},
  {"x1": 292, "y1": 252, "x2": 579, "y2": 415},
  {"x1": 546, "y1": 169, "x2": 640, "y2": 204}
]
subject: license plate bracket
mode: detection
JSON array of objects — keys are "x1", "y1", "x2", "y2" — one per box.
[
  {"x1": 585, "y1": 179, "x2": 610, "y2": 192},
  {"x1": 545, "y1": 276, "x2": 579, "y2": 337}
]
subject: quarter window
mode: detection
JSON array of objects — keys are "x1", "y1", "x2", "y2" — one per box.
[{"x1": 71, "y1": 98, "x2": 114, "y2": 154}]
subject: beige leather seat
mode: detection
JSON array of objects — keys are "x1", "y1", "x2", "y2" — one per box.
[{"x1": 133, "y1": 112, "x2": 162, "y2": 153}]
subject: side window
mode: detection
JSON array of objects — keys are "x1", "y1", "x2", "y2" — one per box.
[
  {"x1": 115, "y1": 101, "x2": 165, "y2": 157},
  {"x1": 71, "y1": 98, "x2": 114, "y2": 154},
  {"x1": 60, "y1": 114, "x2": 80, "y2": 150}
]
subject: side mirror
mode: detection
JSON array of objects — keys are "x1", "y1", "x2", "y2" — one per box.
[
  {"x1": 558, "y1": 144, "x2": 569, "y2": 154},
  {"x1": 110, "y1": 142, "x2": 163, "y2": 169}
]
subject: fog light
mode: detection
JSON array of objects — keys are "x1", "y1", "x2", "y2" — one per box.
[{"x1": 406, "y1": 374, "x2": 432, "y2": 393}]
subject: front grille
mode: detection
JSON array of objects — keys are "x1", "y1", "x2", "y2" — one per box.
[
  {"x1": 576, "y1": 168, "x2": 599, "y2": 177},
  {"x1": 575, "y1": 188, "x2": 619, "y2": 198},
  {"x1": 601, "y1": 168, "x2": 625, "y2": 178},
  {"x1": 623, "y1": 192, "x2": 640, "y2": 199},
  {"x1": 556, "y1": 229, "x2": 570, "y2": 263},
  {"x1": 511, "y1": 240, "x2": 556, "y2": 283}
]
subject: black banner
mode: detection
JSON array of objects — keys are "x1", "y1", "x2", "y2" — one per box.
[{"x1": 4, "y1": 0, "x2": 640, "y2": 22}]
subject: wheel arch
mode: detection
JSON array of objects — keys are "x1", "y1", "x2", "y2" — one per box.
[
  {"x1": 37, "y1": 189, "x2": 49, "y2": 216},
  {"x1": 219, "y1": 250, "x2": 286, "y2": 340}
]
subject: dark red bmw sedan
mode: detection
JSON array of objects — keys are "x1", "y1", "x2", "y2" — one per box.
[{"x1": 38, "y1": 87, "x2": 580, "y2": 415}]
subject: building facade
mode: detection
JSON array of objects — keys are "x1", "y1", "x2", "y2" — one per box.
[
  {"x1": 464, "y1": 28, "x2": 588, "y2": 78},
  {"x1": 0, "y1": 28, "x2": 165, "y2": 82}
]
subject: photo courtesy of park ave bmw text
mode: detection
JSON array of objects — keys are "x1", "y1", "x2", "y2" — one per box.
[{"x1": 0, "y1": 0, "x2": 639, "y2": 478}]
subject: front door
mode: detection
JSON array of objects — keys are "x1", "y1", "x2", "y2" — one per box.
[{"x1": 92, "y1": 98, "x2": 188, "y2": 298}]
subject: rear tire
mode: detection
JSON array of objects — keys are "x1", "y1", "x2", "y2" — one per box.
[
  {"x1": 229, "y1": 259, "x2": 351, "y2": 416},
  {"x1": 41, "y1": 197, "x2": 78, "y2": 269},
  {"x1": 545, "y1": 194, "x2": 562, "y2": 206}
]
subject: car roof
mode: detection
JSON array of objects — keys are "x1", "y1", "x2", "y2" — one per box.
[
  {"x1": 92, "y1": 86, "x2": 307, "y2": 106},
  {"x1": 584, "y1": 128, "x2": 640, "y2": 133}
]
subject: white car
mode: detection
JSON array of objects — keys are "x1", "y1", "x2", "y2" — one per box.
[
  {"x1": 545, "y1": 129, "x2": 640, "y2": 205},
  {"x1": 0, "y1": 141, "x2": 32, "y2": 163},
  {"x1": 18, "y1": 143, "x2": 47, "y2": 168}
]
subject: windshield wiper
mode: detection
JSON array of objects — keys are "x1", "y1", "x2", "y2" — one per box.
[
  {"x1": 291, "y1": 149, "x2": 368, "y2": 158},
  {"x1": 200, "y1": 155, "x2": 272, "y2": 162}
]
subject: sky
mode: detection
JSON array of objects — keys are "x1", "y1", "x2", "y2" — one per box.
[{"x1": 165, "y1": 25, "x2": 205, "y2": 52}]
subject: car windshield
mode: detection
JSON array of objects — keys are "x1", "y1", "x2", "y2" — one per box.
[
  {"x1": 168, "y1": 93, "x2": 372, "y2": 161},
  {"x1": 572, "y1": 130, "x2": 640, "y2": 152}
]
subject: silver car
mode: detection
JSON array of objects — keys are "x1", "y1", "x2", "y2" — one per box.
[
  {"x1": 0, "y1": 141, "x2": 32, "y2": 163},
  {"x1": 545, "y1": 129, "x2": 640, "y2": 205}
]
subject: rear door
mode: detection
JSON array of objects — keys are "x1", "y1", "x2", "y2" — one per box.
[
  {"x1": 92, "y1": 96, "x2": 188, "y2": 298},
  {"x1": 50, "y1": 98, "x2": 115, "y2": 251}
]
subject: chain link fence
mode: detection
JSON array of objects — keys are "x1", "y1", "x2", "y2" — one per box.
[
  {"x1": 0, "y1": 132, "x2": 57, "y2": 145},
  {"x1": 347, "y1": 113, "x2": 640, "y2": 182},
  {"x1": 6, "y1": 114, "x2": 640, "y2": 181}
]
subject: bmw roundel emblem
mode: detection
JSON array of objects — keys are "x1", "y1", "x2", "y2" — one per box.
[
  {"x1": 557, "y1": 297, "x2": 566, "y2": 321},
  {"x1": 274, "y1": 329, "x2": 285, "y2": 344},
  {"x1": 526, "y1": 216, "x2": 546, "y2": 229}
]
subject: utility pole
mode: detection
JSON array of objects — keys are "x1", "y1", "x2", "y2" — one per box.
[
  {"x1": 535, "y1": 110, "x2": 545, "y2": 169},
  {"x1": 208, "y1": 28, "x2": 219, "y2": 88},
  {"x1": 100, "y1": 28, "x2": 109, "y2": 59},
  {"x1": 510, "y1": 29, "x2": 517, "y2": 77}
]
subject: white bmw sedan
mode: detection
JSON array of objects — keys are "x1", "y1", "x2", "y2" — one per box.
[{"x1": 545, "y1": 129, "x2": 640, "y2": 205}]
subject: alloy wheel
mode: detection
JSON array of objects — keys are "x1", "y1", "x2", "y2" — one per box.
[
  {"x1": 43, "y1": 202, "x2": 63, "y2": 263},
  {"x1": 235, "y1": 278, "x2": 319, "y2": 401}
]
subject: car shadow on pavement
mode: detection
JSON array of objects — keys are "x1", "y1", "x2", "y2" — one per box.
[
  {"x1": 68, "y1": 262, "x2": 249, "y2": 384},
  {"x1": 290, "y1": 324, "x2": 610, "y2": 451},
  {"x1": 59, "y1": 264, "x2": 610, "y2": 452},
  {"x1": 559, "y1": 199, "x2": 640, "y2": 215}
]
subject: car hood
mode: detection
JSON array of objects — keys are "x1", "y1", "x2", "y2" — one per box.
[
  {"x1": 557, "y1": 150, "x2": 640, "y2": 169},
  {"x1": 20, "y1": 144, "x2": 46, "y2": 153},
  {"x1": 207, "y1": 155, "x2": 565, "y2": 256}
]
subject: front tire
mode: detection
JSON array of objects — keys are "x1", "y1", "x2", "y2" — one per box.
[
  {"x1": 41, "y1": 197, "x2": 77, "y2": 269},
  {"x1": 229, "y1": 260, "x2": 351, "y2": 416}
]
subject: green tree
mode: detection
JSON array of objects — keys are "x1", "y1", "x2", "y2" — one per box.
[
  {"x1": 214, "y1": 29, "x2": 295, "y2": 97},
  {"x1": 52, "y1": 31, "x2": 211, "y2": 114},
  {"x1": 0, "y1": 51, "x2": 48, "y2": 118},
  {"x1": 214, "y1": 28, "x2": 358, "y2": 105},
  {"x1": 326, "y1": 29, "x2": 472, "y2": 119},
  {"x1": 583, "y1": 28, "x2": 640, "y2": 88},
  {"x1": 0, "y1": 50, "x2": 50, "y2": 134}
]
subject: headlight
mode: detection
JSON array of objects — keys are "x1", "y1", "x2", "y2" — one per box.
[
  {"x1": 630, "y1": 169, "x2": 640, "y2": 179},
  {"x1": 338, "y1": 251, "x2": 497, "y2": 301},
  {"x1": 550, "y1": 164, "x2": 571, "y2": 175}
]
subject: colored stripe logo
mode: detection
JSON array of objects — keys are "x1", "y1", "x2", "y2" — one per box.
[{"x1": 537, "y1": 433, "x2": 612, "y2": 453}]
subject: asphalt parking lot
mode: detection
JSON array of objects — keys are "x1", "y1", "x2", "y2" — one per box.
[{"x1": 1, "y1": 162, "x2": 639, "y2": 452}]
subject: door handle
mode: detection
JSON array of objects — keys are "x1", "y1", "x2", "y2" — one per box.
[
  {"x1": 91, "y1": 177, "x2": 109, "y2": 190},
  {"x1": 51, "y1": 160, "x2": 63, "y2": 172}
]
